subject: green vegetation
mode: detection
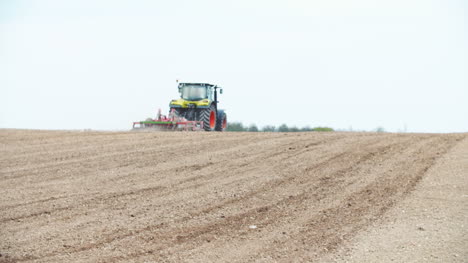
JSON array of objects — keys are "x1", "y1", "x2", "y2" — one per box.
[
  {"x1": 375, "y1": 126, "x2": 386, "y2": 133},
  {"x1": 312, "y1": 127, "x2": 334, "y2": 132},
  {"x1": 247, "y1": 124, "x2": 259, "y2": 132},
  {"x1": 226, "y1": 122, "x2": 246, "y2": 132},
  {"x1": 226, "y1": 122, "x2": 335, "y2": 132},
  {"x1": 222, "y1": 122, "x2": 389, "y2": 133},
  {"x1": 278, "y1": 124, "x2": 289, "y2": 132},
  {"x1": 262, "y1": 125, "x2": 276, "y2": 132}
]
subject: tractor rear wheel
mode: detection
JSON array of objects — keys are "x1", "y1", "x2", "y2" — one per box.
[
  {"x1": 201, "y1": 104, "x2": 216, "y2": 131},
  {"x1": 215, "y1": 110, "x2": 227, "y2": 131}
]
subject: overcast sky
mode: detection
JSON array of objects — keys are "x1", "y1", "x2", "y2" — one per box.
[{"x1": 1, "y1": 0, "x2": 466, "y2": 132}]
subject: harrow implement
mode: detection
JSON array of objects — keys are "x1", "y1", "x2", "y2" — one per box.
[{"x1": 132, "y1": 109, "x2": 204, "y2": 131}]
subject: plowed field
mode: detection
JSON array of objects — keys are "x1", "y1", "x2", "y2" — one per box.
[{"x1": 1, "y1": 130, "x2": 466, "y2": 262}]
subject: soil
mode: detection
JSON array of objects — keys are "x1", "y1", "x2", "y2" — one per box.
[{"x1": 0, "y1": 129, "x2": 466, "y2": 262}]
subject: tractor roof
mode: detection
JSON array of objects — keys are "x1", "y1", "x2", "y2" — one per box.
[{"x1": 178, "y1": 83, "x2": 217, "y2": 88}]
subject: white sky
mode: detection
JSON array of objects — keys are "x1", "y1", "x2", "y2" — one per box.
[{"x1": 1, "y1": 0, "x2": 466, "y2": 132}]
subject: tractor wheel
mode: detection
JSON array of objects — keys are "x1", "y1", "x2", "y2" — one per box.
[
  {"x1": 201, "y1": 104, "x2": 216, "y2": 131},
  {"x1": 215, "y1": 110, "x2": 227, "y2": 131}
]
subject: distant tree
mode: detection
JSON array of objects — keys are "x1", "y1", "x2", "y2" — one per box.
[
  {"x1": 226, "y1": 122, "x2": 335, "y2": 133},
  {"x1": 247, "y1": 124, "x2": 259, "y2": 132},
  {"x1": 262, "y1": 125, "x2": 276, "y2": 132},
  {"x1": 226, "y1": 122, "x2": 246, "y2": 132},
  {"x1": 289, "y1": 126, "x2": 300, "y2": 132},
  {"x1": 312, "y1": 127, "x2": 334, "y2": 132},
  {"x1": 375, "y1": 126, "x2": 385, "y2": 133},
  {"x1": 278, "y1": 124, "x2": 289, "y2": 132}
]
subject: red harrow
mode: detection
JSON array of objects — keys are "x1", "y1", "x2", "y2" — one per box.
[{"x1": 132, "y1": 109, "x2": 204, "y2": 131}]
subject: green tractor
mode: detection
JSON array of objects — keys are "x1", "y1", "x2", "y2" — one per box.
[{"x1": 169, "y1": 83, "x2": 227, "y2": 131}]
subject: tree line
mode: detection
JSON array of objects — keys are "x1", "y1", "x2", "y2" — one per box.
[{"x1": 226, "y1": 122, "x2": 334, "y2": 132}]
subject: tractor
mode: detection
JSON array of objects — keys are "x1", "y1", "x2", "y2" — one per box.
[
  {"x1": 170, "y1": 83, "x2": 227, "y2": 131},
  {"x1": 133, "y1": 82, "x2": 227, "y2": 131}
]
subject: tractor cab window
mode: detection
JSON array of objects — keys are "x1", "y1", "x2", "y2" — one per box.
[
  {"x1": 181, "y1": 86, "x2": 207, "y2": 101},
  {"x1": 207, "y1": 87, "x2": 213, "y2": 100}
]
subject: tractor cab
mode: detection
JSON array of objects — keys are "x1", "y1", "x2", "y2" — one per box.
[
  {"x1": 177, "y1": 83, "x2": 222, "y2": 102},
  {"x1": 180, "y1": 85, "x2": 209, "y2": 101},
  {"x1": 170, "y1": 83, "x2": 222, "y2": 110}
]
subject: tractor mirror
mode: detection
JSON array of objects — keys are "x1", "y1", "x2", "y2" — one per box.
[{"x1": 220, "y1": 89, "x2": 223, "y2": 94}]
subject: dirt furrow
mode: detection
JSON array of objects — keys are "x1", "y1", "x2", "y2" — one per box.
[{"x1": 0, "y1": 130, "x2": 465, "y2": 263}]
